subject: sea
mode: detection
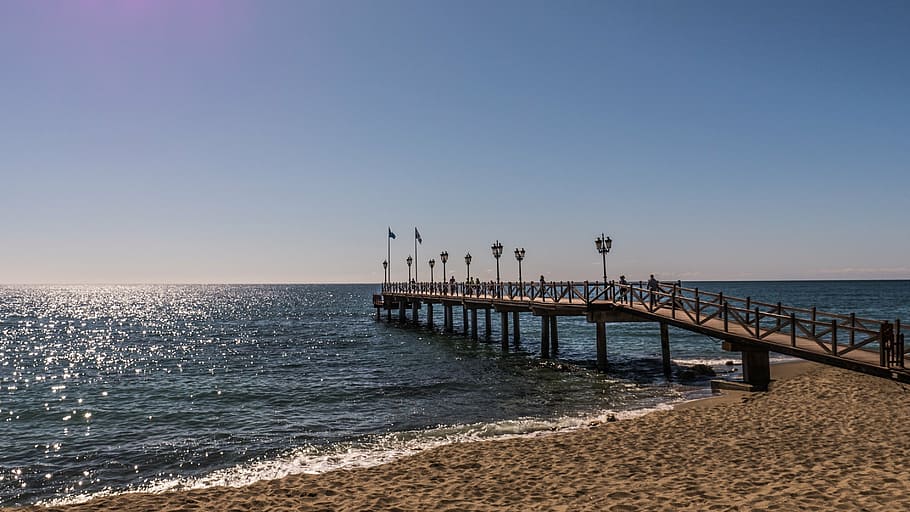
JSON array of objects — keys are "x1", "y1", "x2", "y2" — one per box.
[{"x1": 1, "y1": 281, "x2": 907, "y2": 506}]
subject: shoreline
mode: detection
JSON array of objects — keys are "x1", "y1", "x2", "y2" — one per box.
[{"x1": 19, "y1": 359, "x2": 910, "y2": 511}]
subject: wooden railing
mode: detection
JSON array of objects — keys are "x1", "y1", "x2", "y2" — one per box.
[{"x1": 382, "y1": 280, "x2": 905, "y2": 369}]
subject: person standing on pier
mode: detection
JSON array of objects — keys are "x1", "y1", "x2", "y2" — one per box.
[
  {"x1": 647, "y1": 274, "x2": 659, "y2": 308},
  {"x1": 619, "y1": 275, "x2": 629, "y2": 303}
]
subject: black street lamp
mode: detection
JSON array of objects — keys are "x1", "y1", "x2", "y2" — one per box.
[
  {"x1": 465, "y1": 252, "x2": 472, "y2": 282},
  {"x1": 406, "y1": 255, "x2": 413, "y2": 283},
  {"x1": 595, "y1": 233, "x2": 612, "y2": 284},
  {"x1": 429, "y1": 258, "x2": 435, "y2": 283},
  {"x1": 440, "y1": 251, "x2": 448, "y2": 282},
  {"x1": 382, "y1": 259, "x2": 388, "y2": 285},
  {"x1": 491, "y1": 240, "x2": 503, "y2": 283},
  {"x1": 514, "y1": 247, "x2": 525, "y2": 285}
]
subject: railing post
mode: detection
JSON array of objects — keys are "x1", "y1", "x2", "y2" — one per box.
[
  {"x1": 897, "y1": 319, "x2": 904, "y2": 368},
  {"x1": 811, "y1": 307, "x2": 817, "y2": 338},
  {"x1": 776, "y1": 302, "x2": 782, "y2": 331},
  {"x1": 745, "y1": 297, "x2": 751, "y2": 323},
  {"x1": 695, "y1": 288, "x2": 700, "y2": 324},
  {"x1": 717, "y1": 292, "x2": 723, "y2": 320},
  {"x1": 790, "y1": 313, "x2": 797, "y2": 347},
  {"x1": 880, "y1": 322, "x2": 888, "y2": 367},
  {"x1": 754, "y1": 307, "x2": 761, "y2": 339},
  {"x1": 584, "y1": 281, "x2": 590, "y2": 304},
  {"x1": 723, "y1": 301, "x2": 728, "y2": 332},
  {"x1": 671, "y1": 289, "x2": 677, "y2": 319},
  {"x1": 850, "y1": 313, "x2": 856, "y2": 347},
  {"x1": 568, "y1": 281, "x2": 573, "y2": 303},
  {"x1": 831, "y1": 320, "x2": 838, "y2": 356}
]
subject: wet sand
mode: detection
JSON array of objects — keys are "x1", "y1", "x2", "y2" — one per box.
[{"x1": 14, "y1": 361, "x2": 910, "y2": 511}]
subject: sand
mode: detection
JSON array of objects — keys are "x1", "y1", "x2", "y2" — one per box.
[{"x1": 13, "y1": 361, "x2": 910, "y2": 511}]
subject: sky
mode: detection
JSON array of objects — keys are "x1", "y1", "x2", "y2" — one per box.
[{"x1": 1, "y1": 0, "x2": 908, "y2": 284}]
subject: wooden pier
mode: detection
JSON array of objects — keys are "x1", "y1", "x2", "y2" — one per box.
[{"x1": 374, "y1": 280, "x2": 906, "y2": 390}]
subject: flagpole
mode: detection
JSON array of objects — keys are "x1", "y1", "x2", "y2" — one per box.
[{"x1": 414, "y1": 229, "x2": 418, "y2": 283}]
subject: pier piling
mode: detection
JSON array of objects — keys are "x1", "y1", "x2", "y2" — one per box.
[
  {"x1": 541, "y1": 316, "x2": 551, "y2": 359},
  {"x1": 660, "y1": 322, "x2": 671, "y2": 378},
  {"x1": 485, "y1": 308, "x2": 492, "y2": 341},
  {"x1": 512, "y1": 311, "x2": 521, "y2": 344},
  {"x1": 501, "y1": 311, "x2": 509, "y2": 350},
  {"x1": 595, "y1": 321, "x2": 607, "y2": 371}
]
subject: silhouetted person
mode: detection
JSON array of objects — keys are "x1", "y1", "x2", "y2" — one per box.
[
  {"x1": 647, "y1": 274, "x2": 659, "y2": 309},
  {"x1": 619, "y1": 275, "x2": 629, "y2": 303}
]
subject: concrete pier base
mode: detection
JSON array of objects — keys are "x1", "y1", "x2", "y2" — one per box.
[{"x1": 723, "y1": 341, "x2": 770, "y2": 391}]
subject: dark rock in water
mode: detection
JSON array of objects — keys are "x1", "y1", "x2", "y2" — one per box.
[
  {"x1": 690, "y1": 364, "x2": 717, "y2": 377},
  {"x1": 677, "y1": 369, "x2": 697, "y2": 381},
  {"x1": 676, "y1": 364, "x2": 717, "y2": 381},
  {"x1": 606, "y1": 414, "x2": 617, "y2": 422},
  {"x1": 725, "y1": 360, "x2": 735, "y2": 366}
]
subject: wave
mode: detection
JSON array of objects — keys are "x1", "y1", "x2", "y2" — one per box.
[{"x1": 40, "y1": 403, "x2": 679, "y2": 506}]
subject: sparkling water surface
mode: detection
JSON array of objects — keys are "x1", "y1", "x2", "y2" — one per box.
[{"x1": 1, "y1": 282, "x2": 907, "y2": 506}]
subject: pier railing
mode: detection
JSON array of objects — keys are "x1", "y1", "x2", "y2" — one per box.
[{"x1": 382, "y1": 280, "x2": 904, "y2": 369}]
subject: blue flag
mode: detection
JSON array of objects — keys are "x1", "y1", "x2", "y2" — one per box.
[
  {"x1": 388, "y1": 228, "x2": 396, "y2": 239},
  {"x1": 415, "y1": 227, "x2": 422, "y2": 244}
]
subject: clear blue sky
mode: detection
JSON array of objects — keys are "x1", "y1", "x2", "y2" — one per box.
[{"x1": 1, "y1": 0, "x2": 908, "y2": 284}]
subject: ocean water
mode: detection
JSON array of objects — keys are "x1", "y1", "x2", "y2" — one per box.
[{"x1": 1, "y1": 281, "x2": 907, "y2": 506}]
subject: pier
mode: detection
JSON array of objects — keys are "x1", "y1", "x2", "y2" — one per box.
[{"x1": 375, "y1": 280, "x2": 906, "y2": 390}]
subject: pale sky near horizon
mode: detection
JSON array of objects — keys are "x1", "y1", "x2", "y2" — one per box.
[{"x1": 1, "y1": 1, "x2": 908, "y2": 284}]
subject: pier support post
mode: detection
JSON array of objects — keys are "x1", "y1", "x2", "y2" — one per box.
[
  {"x1": 445, "y1": 305, "x2": 453, "y2": 332},
  {"x1": 386, "y1": 306, "x2": 392, "y2": 322},
  {"x1": 427, "y1": 303, "x2": 434, "y2": 331},
  {"x1": 463, "y1": 306, "x2": 468, "y2": 335},
  {"x1": 500, "y1": 311, "x2": 509, "y2": 350},
  {"x1": 412, "y1": 301, "x2": 419, "y2": 326},
  {"x1": 399, "y1": 300, "x2": 406, "y2": 323},
  {"x1": 541, "y1": 315, "x2": 551, "y2": 359},
  {"x1": 485, "y1": 308, "x2": 492, "y2": 341},
  {"x1": 723, "y1": 341, "x2": 770, "y2": 391},
  {"x1": 595, "y1": 321, "x2": 607, "y2": 371},
  {"x1": 550, "y1": 316, "x2": 559, "y2": 354},
  {"x1": 471, "y1": 308, "x2": 479, "y2": 341},
  {"x1": 513, "y1": 311, "x2": 520, "y2": 344},
  {"x1": 660, "y1": 322, "x2": 672, "y2": 379}
]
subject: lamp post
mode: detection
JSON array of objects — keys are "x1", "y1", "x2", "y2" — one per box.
[
  {"x1": 491, "y1": 240, "x2": 503, "y2": 283},
  {"x1": 382, "y1": 259, "x2": 388, "y2": 286},
  {"x1": 429, "y1": 258, "x2": 435, "y2": 284},
  {"x1": 406, "y1": 255, "x2": 413, "y2": 283},
  {"x1": 440, "y1": 251, "x2": 448, "y2": 282},
  {"x1": 595, "y1": 233, "x2": 612, "y2": 284},
  {"x1": 465, "y1": 252, "x2": 472, "y2": 282},
  {"x1": 514, "y1": 247, "x2": 525, "y2": 285}
]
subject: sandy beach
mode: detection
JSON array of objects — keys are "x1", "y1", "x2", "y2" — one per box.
[{"x1": 13, "y1": 361, "x2": 910, "y2": 511}]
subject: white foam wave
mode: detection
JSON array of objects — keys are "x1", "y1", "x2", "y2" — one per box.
[{"x1": 42, "y1": 404, "x2": 678, "y2": 506}]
